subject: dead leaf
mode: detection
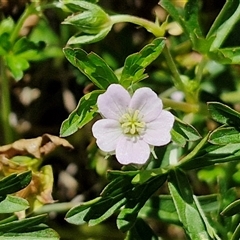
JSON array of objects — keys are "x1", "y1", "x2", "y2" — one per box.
[{"x1": 0, "y1": 134, "x2": 73, "y2": 159}]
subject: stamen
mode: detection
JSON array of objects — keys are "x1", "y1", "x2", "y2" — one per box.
[{"x1": 120, "y1": 109, "x2": 145, "y2": 136}]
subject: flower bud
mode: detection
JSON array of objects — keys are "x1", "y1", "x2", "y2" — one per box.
[{"x1": 63, "y1": 0, "x2": 111, "y2": 35}]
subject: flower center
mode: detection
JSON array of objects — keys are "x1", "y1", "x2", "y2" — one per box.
[{"x1": 120, "y1": 110, "x2": 146, "y2": 135}]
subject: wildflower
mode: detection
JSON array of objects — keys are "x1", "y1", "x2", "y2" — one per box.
[{"x1": 92, "y1": 84, "x2": 174, "y2": 165}]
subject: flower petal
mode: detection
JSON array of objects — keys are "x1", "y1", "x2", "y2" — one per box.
[
  {"x1": 97, "y1": 84, "x2": 131, "y2": 120},
  {"x1": 129, "y1": 87, "x2": 162, "y2": 122},
  {"x1": 116, "y1": 136, "x2": 150, "y2": 165},
  {"x1": 92, "y1": 119, "x2": 122, "y2": 152},
  {"x1": 143, "y1": 110, "x2": 175, "y2": 146}
]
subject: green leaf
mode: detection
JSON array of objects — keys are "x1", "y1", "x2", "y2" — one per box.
[
  {"x1": 0, "y1": 33, "x2": 11, "y2": 55},
  {"x1": 117, "y1": 174, "x2": 167, "y2": 232},
  {"x1": 139, "y1": 195, "x2": 180, "y2": 225},
  {"x1": 13, "y1": 37, "x2": 45, "y2": 57},
  {"x1": 131, "y1": 168, "x2": 168, "y2": 185},
  {"x1": 125, "y1": 218, "x2": 158, "y2": 240},
  {"x1": 171, "y1": 117, "x2": 201, "y2": 147},
  {"x1": 60, "y1": 90, "x2": 103, "y2": 137},
  {"x1": 0, "y1": 215, "x2": 47, "y2": 233},
  {"x1": 168, "y1": 169, "x2": 210, "y2": 240},
  {"x1": 221, "y1": 199, "x2": 240, "y2": 217},
  {"x1": 63, "y1": 47, "x2": 119, "y2": 89},
  {"x1": 0, "y1": 224, "x2": 59, "y2": 239},
  {"x1": 208, "y1": 102, "x2": 240, "y2": 126},
  {"x1": 0, "y1": 171, "x2": 32, "y2": 197},
  {"x1": 139, "y1": 194, "x2": 219, "y2": 226},
  {"x1": 120, "y1": 37, "x2": 165, "y2": 88},
  {"x1": 209, "y1": 1, "x2": 240, "y2": 51},
  {"x1": 5, "y1": 55, "x2": 29, "y2": 80},
  {"x1": 0, "y1": 196, "x2": 29, "y2": 213},
  {"x1": 66, "y1": 175, "x2": 134, "y2": 225},
  {"x1": 208, "y1": 47, "x2": 240, "y2": 64},
  {"x1": 231, "y1": 223, "x2": 240, "y2": 240},
  {"x1": 63, "y1": 1, "x2": 111, "y2": 34},
  {"x1": 185, "y1": 143, "x2": 240, "y2": 170},
  {"x1": 0, "y1": 17, "x2": 15, "y2": 35},
  {"x1": 67, "y1": 27, "x2": 112, "y2": 45},
  {"x1": 209, "y1": 127, "x2": 240, "y2": 145},
  {"x1": 160, "y1": 0, "x2": 212, "y2": 52},
  {"x1": 207, "y1": 0, "x2": 239, "y2": 38}
]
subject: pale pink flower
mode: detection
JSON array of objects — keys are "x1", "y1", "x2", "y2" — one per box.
[{"x1": 92, "y1": 84, "x2": 174, "y2": 165}]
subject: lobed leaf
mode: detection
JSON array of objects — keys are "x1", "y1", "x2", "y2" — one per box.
[
  {"x1": 120, "y1": 37, "x2": 165, "y2": 88},
  {"x1": 63, "y1": 48, "x2": 119, "y2": 90},
  {"x1": 60, "y1": 90, "x2": 103, "y2": 137}
]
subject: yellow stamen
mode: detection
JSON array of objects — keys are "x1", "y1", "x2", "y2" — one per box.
[{"x1": 120, "y1": 110, "x2": 145, "y2": 136}]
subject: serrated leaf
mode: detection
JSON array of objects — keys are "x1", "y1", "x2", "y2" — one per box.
[
  {"x1": 63, "y1": 48, "x2": 119, "y2": 89},
  {"x1": 60, "y1": 90, "x2": 103, "y2": 137},
  {"x1": 208, "y1": 102, "x2": 240, "y2": 126},
  {"x1": 0, "y1": 195, "x2": 29, "y2": 213},
  {"x1": 120, "y1": 37, "x2": 165, "y2": 88},
  {"x1": 209, "y1": 127, "x2": 240, "y2": 145},
  {"x1": 168, "y1": 169, "x2": 210, "y2": 240}
]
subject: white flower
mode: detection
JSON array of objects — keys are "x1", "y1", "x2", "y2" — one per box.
[{"x1": 92, "y1": 84, "x2": 175, "y2": 165}]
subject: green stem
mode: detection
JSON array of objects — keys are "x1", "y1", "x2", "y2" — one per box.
[
  {"x1": 9, "y1": 3, "x2": 38, "y2": 43},
  {"x1": 162, "y1": 46, "x2": 186, "y2": 93},
  {"x1": 33, "y1": 202, "x2": 77, "y2": 215},
  {"x1": 195, "y1": 56, "x2": 208, "y2": 85},
  {"x1": 110, "y1": 14, "x2": 164, "y2": 37},
  {"x1": 162, "y1": 98, "x2": 199, "y2": 113},
  {"x1": 0, "y1": 57, "x2": 13, "y2": 143}
]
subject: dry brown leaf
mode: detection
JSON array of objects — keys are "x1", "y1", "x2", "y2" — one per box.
[{"x1": 0, "y1": 134, "x2": 74, "y2": 159}]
